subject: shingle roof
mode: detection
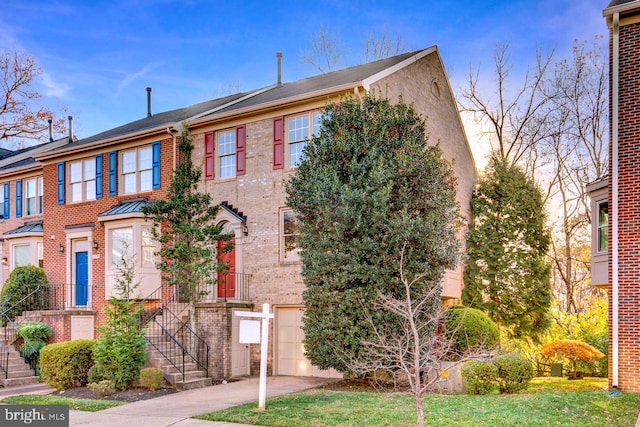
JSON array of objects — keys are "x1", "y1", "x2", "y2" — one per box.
[
  {"x1": 65, "y1": 90, "x2": 263, "y2": 149},
  {"x1": 48, "y1": 48, "x2": 429, "y2": 154},
  {"x1": 98, "y1": 197, "x2": 152, "y2": 218},
  {"x1": 607, "y1": 0, "x2": 637, "y2": 7},
  {"x1": 4, "y1": 220, "x2": 43, "y2": 236}
]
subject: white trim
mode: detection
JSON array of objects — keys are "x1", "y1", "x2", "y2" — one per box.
[{"x1": 362, "y1": 46, "x2": 437, "y2": 90}]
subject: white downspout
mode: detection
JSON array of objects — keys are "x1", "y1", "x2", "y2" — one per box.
[{"x1": 611, "y1": 11, "x2": 620, "y2": 389}]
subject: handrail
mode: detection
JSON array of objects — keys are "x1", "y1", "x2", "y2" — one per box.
[
  {"x1": 0, "y1": 343, "x2": 9, "y2": 379},
  {"x1": 138, "y1": 284, "x2": 210, "y2": 382}
]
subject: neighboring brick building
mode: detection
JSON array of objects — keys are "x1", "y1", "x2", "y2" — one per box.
[
  {"x1": 591, "y1": 0, "x2": 640, "y2": 392},
  {"x1": 0, "y1": 47, "x2": 476, "y2": 380}
]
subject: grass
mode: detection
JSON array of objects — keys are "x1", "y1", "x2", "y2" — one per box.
[
  {"x1": 1, "y1": 394, "x2": 124, "y2": 412},
  {"x1": 195, "y1": 377, "x2": 640, "y2": 427}
]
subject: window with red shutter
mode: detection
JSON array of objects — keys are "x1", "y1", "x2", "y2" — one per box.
[
  {"x1": 273, "y1": 116, "x2": 284, "y2": 169},
  {"x1": 205, "y1": 131, "x2": 214, "y2": 180},
  {"x1": 236, "y1": 125, "x2": 246, "y2": 175}
]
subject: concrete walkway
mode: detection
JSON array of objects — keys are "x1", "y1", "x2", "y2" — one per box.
[{"x1": 68, "y1": 376, "x2": 336, "y2": 427}]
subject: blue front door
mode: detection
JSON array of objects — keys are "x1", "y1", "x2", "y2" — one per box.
[{"x1": 75, "y1": 251, "x2": 88, "y2": 306}]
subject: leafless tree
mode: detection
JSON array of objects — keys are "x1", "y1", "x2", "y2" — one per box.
[
  {"x1": 459, "y1": 42, "x2": 556, "y2": 171},
  {"x1": 300, "y1": 25, "x2": 345, "y2": 73},
  {"x1": 338, "y1": 244, "x2": 488, "y2": 427},
  {"x1": 363, "y1": 28, "x2": 405, "y2": 62},
  {"x1": 300, "y1": 26, "x2": 407, "y2": 74},
  {"x1": 541, "y1": 38, "x2": 608, "y2": 313},
  {"x1": 0, "y1": 49, "x2": 66, "y2": 147}
]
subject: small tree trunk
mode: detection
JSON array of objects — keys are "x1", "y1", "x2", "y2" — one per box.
[{"x1": 415, "y1": 392, "x2": 425, "y2": 427}]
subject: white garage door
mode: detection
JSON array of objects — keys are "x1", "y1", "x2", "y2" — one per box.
[{"x1": 276, "y1": 307, "x2": 342, "y2": 378}]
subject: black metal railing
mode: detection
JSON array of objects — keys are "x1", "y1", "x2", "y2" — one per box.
[
  {"x1": 197, "y1": 272, "x2": 252, "y2": 302},
  {"x1": 137, "y1": 285, "x2": 210, "y2": 383},
  {"x1": 0, "y1": 282, "x2": 93, "y2": 379},
  {"x1": 0, "y1": 343, "x2": 9, "y2": 380}
]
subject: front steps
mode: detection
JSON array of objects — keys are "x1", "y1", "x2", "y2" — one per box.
[
  {"x1": 145, "y1": 307, "x2": 211, "y2": 391},
  {"x1": 0, "y1": 346, "x2": 38, "y2": 387}
]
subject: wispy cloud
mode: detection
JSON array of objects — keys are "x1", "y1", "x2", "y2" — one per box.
[
  {"x1": 40, "y1": 72, "x2": 70, "y2": 98},
  {"x1": 116, "y1": 62, "x2": 163, "y2": 95}
]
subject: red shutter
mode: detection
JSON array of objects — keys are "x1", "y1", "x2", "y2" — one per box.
[
  {"x1": 273, "y1": 116, "x2": 284, "y2": 170},
  {"x1": 236, "y1": 125, "x2": 246, "y2": 175},
  {"x1": 205, "y1": 131, "x2": 214, "y2": 180}
]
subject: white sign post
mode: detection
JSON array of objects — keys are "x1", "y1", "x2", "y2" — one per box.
[{"x1": 235, "y1": 303, "x2": 274, "y2": 411}]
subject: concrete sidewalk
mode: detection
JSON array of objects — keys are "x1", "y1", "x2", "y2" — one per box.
[{"x1": 69, "y1": 376, "x2": 336, "y2": 427}]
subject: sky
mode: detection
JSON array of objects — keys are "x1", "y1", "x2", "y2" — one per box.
[{"x1": 1, "y1": 0, "x2": 609, "y2": 166}]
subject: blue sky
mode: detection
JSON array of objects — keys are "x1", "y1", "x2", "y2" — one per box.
[{"x1": 1, "y1": 0, "x2": 607, "y2": 160}]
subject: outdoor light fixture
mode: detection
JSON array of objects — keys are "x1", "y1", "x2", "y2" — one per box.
[
  {"x1": 92, "y1": 240, "x2": 99, "y2": 249},
  {"x1": 1, "y1": 257, "x2": 7, "y2": 264},
  {"x1": 242, "y1": 223, "x2": 249, "y2": 236},
  {"x1": 58, "y1": 243, "x2": 64, "y2": 253}
]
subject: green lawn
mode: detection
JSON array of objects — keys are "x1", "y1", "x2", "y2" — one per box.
[
  {"x1": 195, "y1": 377, "x2": 640, "y2": 427},
  {"x1": 0, "y1": 394, "x2": 123, "y2": 412}
]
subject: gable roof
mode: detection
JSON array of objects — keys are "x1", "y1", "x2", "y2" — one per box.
[{"x1": 39, "y1": 47, "x2": 436, "y2": 158}]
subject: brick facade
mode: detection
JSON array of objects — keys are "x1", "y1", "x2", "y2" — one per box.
[
  {"x1": 0, "y1": 48, "x2": 475, "y2": 379},
  {"x1": 603, "y1": 0, "x2": 640, "y2": 392}
]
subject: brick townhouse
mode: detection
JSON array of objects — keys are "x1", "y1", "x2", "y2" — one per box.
[
  {"x1": 0, "y1": 46, "x2": 475, "y2": 382},
  {"x1": 589, "y1": 0, "x2": 640, "y2": 393}
]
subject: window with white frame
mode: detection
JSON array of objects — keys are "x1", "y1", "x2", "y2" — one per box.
[
  {"x1": 121, "y1": 146, "x2": 152, "y2": 194},
  {"x1": 218, "y1": 130, "x2": 236, "y2": 178},
  {"x1": 597, "y1": 201, "x2": 608, "y2": 253},
  {"x1": 69, "y1": 159, "x2": 96, "y2": 202},
  {"x1": 110, "y1": 226, "x2": 134, "y2": 267},
  {"x1": 280, "y1": 208, "x2": 301, "y2": 263},
  {"x1": 24, "y1": 177, "x2": 43, "y2": 215},
  {"x1": 13, "y1": 244, "x2": 30, "y2": 268},
  {"x1": 105, "y1": 219, "x2": 160, "y2": 298},
  {"x1": 287, "y1": 111, "x2": 321, "y2": 167}
]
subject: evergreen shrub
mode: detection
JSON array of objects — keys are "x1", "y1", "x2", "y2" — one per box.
[
  {"x1": 442, "y1": 306, "x2": 499, "y2": 360},
  {"x1": 139, "y1": 367, "x2": 164, "y2": 391},
  {"x1": 0, "y1": 266, "x2": 49, "y2": 325},
  {"x1": 39, "y1": 339, "x2": 95, "y2": 390},
  {"x1": 493, "y1": 353, "x2": 534, "y2": 393},
  {"x1": 461, "y1": 360, "x2": 498, "y2": 395}
]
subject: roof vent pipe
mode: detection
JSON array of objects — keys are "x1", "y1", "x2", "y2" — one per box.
[
  {"x1": 277, "y1": 52, "x2": 282, "y2": 87},
  {"x1": 147, "y1": 87, "x2": 152, "y2": 118},
  {"x1": 68, "y1": 116, "x2": 73, "y2": 143},
  {"x1": 48, "y1": 119, "x2": 53, "y2": 142}
]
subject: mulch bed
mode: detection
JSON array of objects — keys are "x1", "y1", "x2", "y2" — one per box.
[{"x1": 53, "y1": 386, "x2": 177, "y2": 402}]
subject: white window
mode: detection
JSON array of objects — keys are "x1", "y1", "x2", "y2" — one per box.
[
  {"x1": 105, "y1": 219, "x2": 160, "y2": 298},
  {"x1": 141, "y1": 226, "x2": 155, "y2": 267},
  {"x1": 280, "y1": 209, "x2": 301, "y2": 263},
  {"x1": 25, "y1": 177, "x2": 44, "y2": 215},
  {"x1": 13, "y1": 244, "x2": 30, "y2": 268},
  {"x1": 110, "y1": 227, "x2": 134, "y2": 267},
  {"x1": 597, "y1": 201, "x2": 608, "y2": 253},
  {"x1": 69, "y1": 159, "x2": 96, "y2": 203},
  {"x1": 121, "y1": 146, "x2": 152, "y2": 194},
  {"x1": 287, "y1": 111, "x2": 321, "y2": 167},
  {"x1": 218, "y1": 130, "x2": 236, "y2": 178}
]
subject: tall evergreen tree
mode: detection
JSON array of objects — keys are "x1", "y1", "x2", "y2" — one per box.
[
  {"x1": 286, "y1": 95, "x2": 460, "y2": 372},
  {"x1": 142, "y1": 125, "x2": 231, "y2": 334},
  {"x1": 462, "y1": 156, "x2": 552, "y2": 341}
]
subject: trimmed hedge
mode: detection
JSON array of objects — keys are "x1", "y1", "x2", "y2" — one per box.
[
  {"x1": 39, "y1": 340, "x2": 96, "y2": 390},
  {"x1": 442, "y1": 306, "x2": 499, "y2": 360}
]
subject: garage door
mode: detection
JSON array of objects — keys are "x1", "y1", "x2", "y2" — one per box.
[{"x1": 276, "y1": 307, "x2": 342, "y2": 378}]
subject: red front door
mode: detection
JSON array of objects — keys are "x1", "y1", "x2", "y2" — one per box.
[{"x1": 218, "y1": 237, "x2": 236, "y2": 298}]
